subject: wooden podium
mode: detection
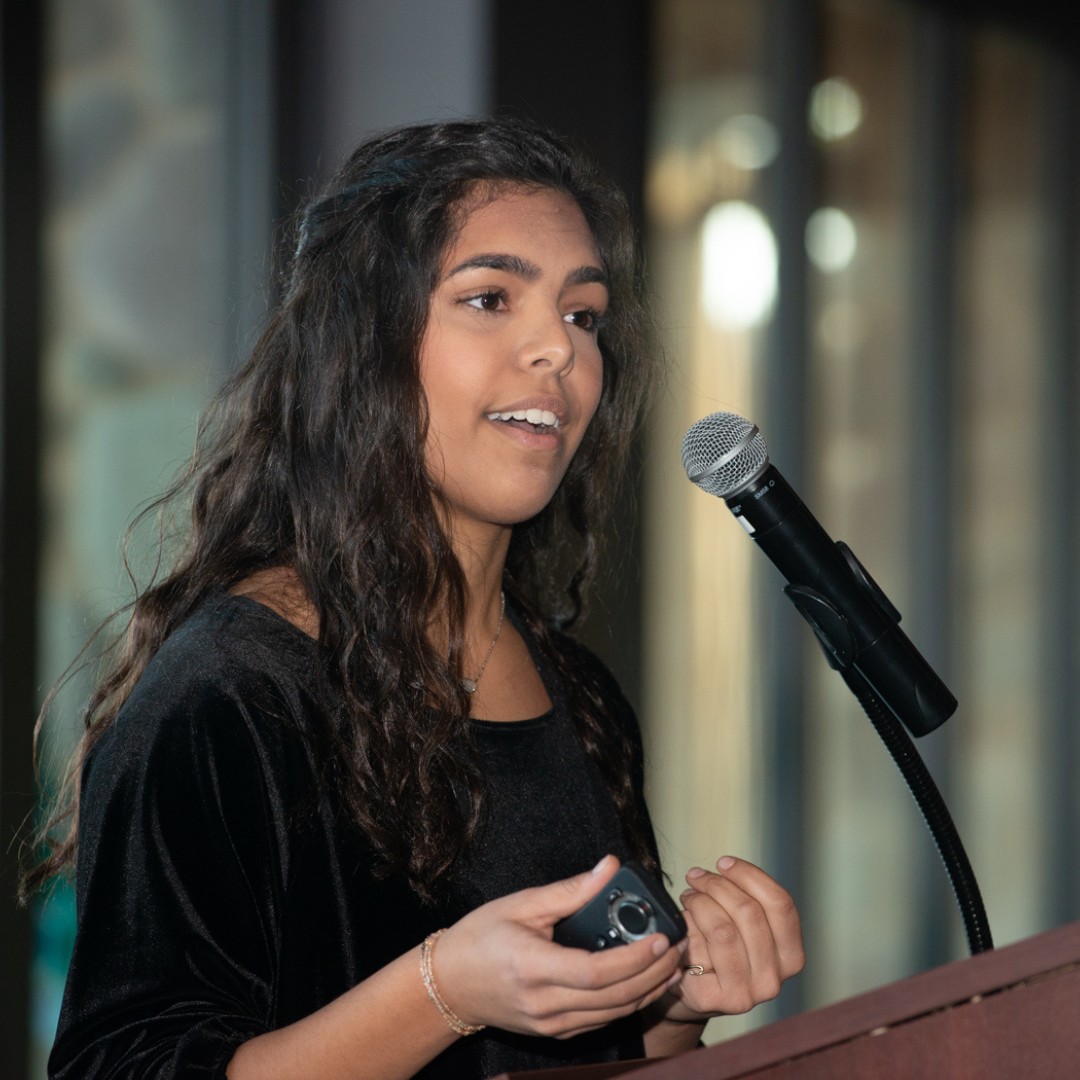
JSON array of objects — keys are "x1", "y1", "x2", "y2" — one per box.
[{"x1": 496, "y1": 919, "x2": 1080, "y2": 1079}]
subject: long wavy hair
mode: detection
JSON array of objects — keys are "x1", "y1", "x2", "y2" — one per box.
[{"x1": 26, "y1": 118, "x2": 660, "y2": 902}]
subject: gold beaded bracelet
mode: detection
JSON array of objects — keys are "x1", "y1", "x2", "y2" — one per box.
[{"x1": 420, "y1": 929, "x2": 486, "y2": 1037}]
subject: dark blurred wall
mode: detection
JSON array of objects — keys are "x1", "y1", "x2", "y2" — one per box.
[
  {"x1": 493, "y1": 1, "x2": 650, "y2": 228},
  {"x1": 276, "y1": 0, "x2": 491, "y2": 207},
  {"x1": 1, "y1": 7, "x2": 44, "y2": 1078},
  {"x1": 930, "y1": 0, "x2": 1080, "y2": 58}
]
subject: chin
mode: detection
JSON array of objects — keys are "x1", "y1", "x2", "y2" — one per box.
[
  {"x1": 470, "y1": 487, "x2": 562, "y2": 527},
  {"x1": 496, "y1": 499, "x2": 559, "y2": 527}
]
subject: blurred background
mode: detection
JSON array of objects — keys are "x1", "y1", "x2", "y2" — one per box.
[{"x1": 3, "y1": 0, "x2": 1080, "y2": 1073}]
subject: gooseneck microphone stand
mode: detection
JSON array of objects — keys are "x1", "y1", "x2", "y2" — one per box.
[
  {"x1": 790, "y1": 589, "x2": 994, "y2": 955},
  {"x1": 841, "y1": 667, "x2": 993, "y2": 954},
  {"x1": 681, "y1": 412, "x2": 993, "y2": 956}
]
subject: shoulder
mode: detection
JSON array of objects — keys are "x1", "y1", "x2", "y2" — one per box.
[
  {"x1": 148, "y1": 590, "x2": 313, "y2": 690},
  {"x1": 85, "y1": 594, "x2": 315, "y2": 803}
]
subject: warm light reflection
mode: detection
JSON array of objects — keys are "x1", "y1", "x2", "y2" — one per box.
[
  {"x1": 701, "y1": 201, "x2": 778, "y2": 329},
  {"x1": 809, "y1": 77, "x2": 864, "y2": 141},
  {"x1": 805, "y1": 207, "x2": 858, "y2": 273}
]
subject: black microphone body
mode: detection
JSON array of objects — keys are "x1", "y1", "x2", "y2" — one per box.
[{"x1": 724, "y1": 463, "x2": 956, "y2": 737}]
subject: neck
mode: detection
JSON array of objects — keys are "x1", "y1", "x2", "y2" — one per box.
[{"x1": 447, "y1": 515, "x2": 512, "y2": 626}]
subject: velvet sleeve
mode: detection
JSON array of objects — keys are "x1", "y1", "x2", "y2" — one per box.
[{"x1": 49, "y1": 670, "x2": 291, "y2": 1079}]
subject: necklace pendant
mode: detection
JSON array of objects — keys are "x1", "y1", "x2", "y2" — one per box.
[{"x1": 459, "y1": 591, "x2": 505, "y2": 696}]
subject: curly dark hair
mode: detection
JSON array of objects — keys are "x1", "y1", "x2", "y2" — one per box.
[{"x1": 25, "y1": 117, "x2": 661, "y2": 902}]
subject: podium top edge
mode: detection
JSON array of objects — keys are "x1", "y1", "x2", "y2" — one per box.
[{"x1": 610, "y1": 919, "x2": 1080, "y2": 1080}]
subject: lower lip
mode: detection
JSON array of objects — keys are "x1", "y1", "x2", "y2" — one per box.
[{"x1": 487, "y1": 417, "x2": 561, "y2": 450}]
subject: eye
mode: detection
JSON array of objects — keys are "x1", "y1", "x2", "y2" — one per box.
[
  {"x1": 565, "y1": 308, "x2": 605, "y2": 333},
  {"x1": 464, "y1": 289, "x2": 507, "y2": 312}
]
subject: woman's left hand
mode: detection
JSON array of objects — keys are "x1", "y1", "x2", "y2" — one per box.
[{"x1": 660, "y1": 856, "x2": 805, "y2": 1022}]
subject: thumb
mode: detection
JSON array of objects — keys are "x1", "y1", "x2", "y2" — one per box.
[{"x1": 525, "y1": 854, "x2": 621, "y2": 925}]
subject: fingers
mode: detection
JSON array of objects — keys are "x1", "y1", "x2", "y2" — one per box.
[
  {"x1": 506, "y1": 854, "x2": 692, "y2": 992},
  {"x1": 684, "y1": 871, "x2": 776, "y2": 987},
  {"x1": 514, "y1": 854, "x2": 622, "y2": 928},
  {"x1": 533, "y1": 946, "x2": 678, "y2": 1019},
  {"x1": 673, "y1": 858, "x2": 805, "y2": 1016},
  {"x1": 535, "y1": 961, "x2": 681, "y2": 1040},
  {"x1": 678, "y1": 889, "x2": 761, "y2": 1010},
  {"x1": 497, "y1": 931, "x2": 683, "y2": 1039},
  {"x1": 688, "y1": 857, "x2": 805, "y2": 979},
  {"x1": 678, "y1": 904, "x2": 737, "y2": 987},
  {"x1": 548, "y1": 976, "x2": 677, "y2": 1040},
  {"x1": 569, "y1": 934, "x2": 676, "y2": 989},
  {"x1": 535, "y1": 930, "x2": 681, "y2": 991}
]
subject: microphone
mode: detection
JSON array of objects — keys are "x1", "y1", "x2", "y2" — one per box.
[{"x1": 681, "y1": 411, "x2": 956, "y2": 738}]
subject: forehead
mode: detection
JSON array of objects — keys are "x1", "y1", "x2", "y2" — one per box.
[{"x1": 443, "y1": 187, "x2": 600, "y2": 269}]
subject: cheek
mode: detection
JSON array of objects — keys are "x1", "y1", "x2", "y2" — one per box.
[
  {"x1": 571, "y1": 353, "x2": 605, "y2": 448},
  {"x1": 587, "y1": 364, "x2": 604, "y2": 419},
  {"x1": 419, "y1": 331, "x2": 478, "y2": 438}
]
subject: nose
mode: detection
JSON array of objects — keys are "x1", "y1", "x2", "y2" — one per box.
[{"x1": 517, "y1": 306, "x2": 575, "y2": 377}]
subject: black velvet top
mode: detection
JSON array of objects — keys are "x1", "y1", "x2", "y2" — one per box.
[{"x1": 49, "y1": 593, "x2": 659, "y2": 1079}]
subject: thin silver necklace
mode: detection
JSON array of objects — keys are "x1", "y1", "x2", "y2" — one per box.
[{"x1": 461, "y1": 591, "x2": 506, "y2": 693}]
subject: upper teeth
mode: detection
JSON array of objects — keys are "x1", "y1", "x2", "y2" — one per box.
[{"x1": 486, "y1": 409, "x2": 559, "y2": 428}]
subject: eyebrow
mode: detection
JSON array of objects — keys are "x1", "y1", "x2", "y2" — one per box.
[
  {"x1": 446, "y1": 253, "x2": 609, "y2": 289},
  {"x1": 565, "y1": 265, "x2": 609, "y2": 288}
]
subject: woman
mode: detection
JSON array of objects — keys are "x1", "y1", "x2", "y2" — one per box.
[{"x1": 32, "y1": 119, "x2": 804, "y2": 1079}]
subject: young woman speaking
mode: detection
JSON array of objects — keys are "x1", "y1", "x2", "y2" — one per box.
[{"x1": 33, "y1": 118, "x2": 804, "y2": 1079}]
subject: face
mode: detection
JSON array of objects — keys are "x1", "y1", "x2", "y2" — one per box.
[{"x1": 419, "y1": 187, "x2": 608, "y2": 531}]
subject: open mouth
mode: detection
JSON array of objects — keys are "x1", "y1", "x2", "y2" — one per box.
[{"x1": 486, "y1": 408, "x2": 561, "y2": 435}]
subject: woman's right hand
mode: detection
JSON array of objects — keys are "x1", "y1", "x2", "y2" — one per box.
[{"x1": 432, "y1": 855, "x2": 685, "y2": 1039}]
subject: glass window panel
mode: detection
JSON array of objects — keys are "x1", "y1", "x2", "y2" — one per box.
[
  {"x1": 955, "y1": 29, "x2": 1049, "y2": 950},
  {"x1": 645, "y1": 0, "x2": 770, "y2": 1042},
  {"x1": 804, "y1": 0, "x2": 921, "y2": 1005}
]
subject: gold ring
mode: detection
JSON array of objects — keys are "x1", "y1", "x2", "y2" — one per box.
[{"x1": 685, "y1": 964, "x2": 713, "y2": 976}]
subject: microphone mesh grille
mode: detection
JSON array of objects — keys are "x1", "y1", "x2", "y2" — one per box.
[{"x1": 681, "y1": 412, "x2": 770, "y2": 498}]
